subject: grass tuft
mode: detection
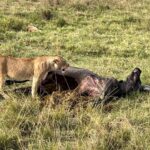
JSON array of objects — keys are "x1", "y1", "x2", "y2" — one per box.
[
  {"x1": 57, "y1": 18, "x2": 68, "y2": 27},
  {"x1": 8, "y1": 18, "x2": 26, "y2": 31},
  {"x1": 41, "y1": 9, "x2": 55, "y2": 20},
  {"x1": 0, "y1": 0, "x2": 150, "y2": 149}
]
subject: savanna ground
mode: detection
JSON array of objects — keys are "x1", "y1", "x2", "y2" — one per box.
[{"x1": 0, "y1": 0, "x2": 150, "y2": 149}]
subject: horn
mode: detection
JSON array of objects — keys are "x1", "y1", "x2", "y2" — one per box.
[{"x1": 142, "y1": 85, "x2": 150, "y2": 92}]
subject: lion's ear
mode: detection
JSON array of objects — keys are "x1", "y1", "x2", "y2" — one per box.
[
  {"x1": 53, "y1": 58, "x2": 60, "y2": 64},
  {"x1": 53, "y1": 58, "x2": 60, "y2": 69}
]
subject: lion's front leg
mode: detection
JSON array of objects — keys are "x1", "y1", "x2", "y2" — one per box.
[
  {"x1": 32, "y1": 72, "x2": 47, "y2": 98},
  {"x1": 32, "y1": 76, "x2": 40, "y2": 98}
]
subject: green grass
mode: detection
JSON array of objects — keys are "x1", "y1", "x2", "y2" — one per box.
[{"x1": 0, "y1": 0, "x2": 150, "y2": 149}]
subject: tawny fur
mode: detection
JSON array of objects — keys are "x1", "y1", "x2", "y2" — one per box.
[
  {"x1": 27, "y1": 25, "x2": 39, "y2": 32},
  {"x1": 0, "y1": 55, "x2": 69, "y2": 99}
]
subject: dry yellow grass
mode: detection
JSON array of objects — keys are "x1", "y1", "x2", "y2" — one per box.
[{"x1": 0, "y1": 0, "x2": 150, "y2": 149}]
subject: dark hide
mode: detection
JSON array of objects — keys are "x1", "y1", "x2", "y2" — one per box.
[
  {"x1": 6, "y1": 67, "x2": 150, "y2": 103},
  {"x1": 39, "y1": 67, "x2": 120, "y2": 99},
  {"x1": 117, "y1": 68, "x2": 142, "y2": 96},
  {"x1": 38, "y1": 67, "x2": 150, "y2": 102}
]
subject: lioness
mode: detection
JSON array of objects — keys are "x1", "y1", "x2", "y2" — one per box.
[{"x1": 0, "y1": 55, "x2": 69, "y2": 98}]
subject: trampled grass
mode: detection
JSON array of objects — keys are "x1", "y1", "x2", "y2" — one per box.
[{"x1": 0, "y1": 0, "x2": 150, "y2": 149}]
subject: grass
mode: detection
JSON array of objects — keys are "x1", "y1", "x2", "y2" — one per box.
[{"x1": 0, "y1": 0, "x2": 150, "y2": 149}]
